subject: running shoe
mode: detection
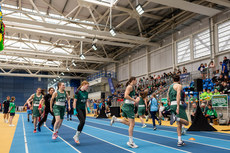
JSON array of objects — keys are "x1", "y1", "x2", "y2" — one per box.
[
  {"x1": 33, "y1": 129, "x2": 37, "y2": 133},
  {"x1": 158, "y1": 120, "x2": 162, "y2": 126},
  {"x1": 110, "y1": 115, "x2": 116, "y2": 126},
  {"x1": 37, "y1": 125, "x2": 41, "y2": 132},
  {"x1": 142, "y1": 124, "x2": 147, "y2": 128},
  {"x1": 6, "y1": 120, "x2": 8, "y2": 124},
  {"x1": 145, "y1": 116, "x2": 149, "y2": 122},
  {"x1": 32, "y1": 120, "x2": 34, "y2": 123},
  {"x1": 67, "y1": 118, "x2": 69, "y2": 121},
  {"x1": 9, "y1": 124, "x2": 15, "y2": 127},
  {"x1": 28, "y1": 119, "x2": 30, "y2": 122},
  {"x1": 73, "y1": 135, "x2": 80, "y2": 144},
  {"x1": 127, "y1": 142, "x2": 138, "y2": 148},
  {"x1": 52, "y1": 132, "x2": 58, "y2": 140},
  {"x1": 153, "y1": 126, "x2": 157, "y2": 130},
  {"x1": 170, "y1": 113, "x2": 177, "y2": 125},
  {"x1": 177, "y1": 141, "x2": 186, "y2": 147},
  {"x1": 70, "y1": 118, "x2": 72, "y2": 121}
]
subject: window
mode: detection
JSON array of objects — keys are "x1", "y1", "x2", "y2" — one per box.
[
  {"x1": 218, "y1": 20, "x2": 230, "y2": 52},
  {"x1": 177, "y1": 38, "x2": 191, "y2": 63},
  {"x1": 193, "y1": 29, "x2": 210, "y2": 58}
]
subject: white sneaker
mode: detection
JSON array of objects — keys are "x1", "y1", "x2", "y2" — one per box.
[
  {"x1": 127, "y1": 142, "x2": 138, "y2": 148},
  {"x1": 9, "y1": 124, "x2": 15, "y2": 127},
  {"x1": 142, "y1": 124, "x2": 147, "y2": 128},
  {"x1": 145, "y1": 116, "x2": 149, "y2": 122},
  {"x1": 73, "y1": 134, "x2": 80, "y2": 144},
  {"x1": 6, "y1": 120, "x2": 9, "y2": 124},
  {"x1": 110, "y1": 116, "x2": 116, "y2": 126}
]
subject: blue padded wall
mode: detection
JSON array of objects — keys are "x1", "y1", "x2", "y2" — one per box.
[{"x1": 0, "y1": 76, "x2": 48, "y2": 106}]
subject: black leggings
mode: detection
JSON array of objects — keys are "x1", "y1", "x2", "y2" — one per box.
[
  {"x1": 38, "y1": 109, "x2": 55, "y2": 127},
  {"x1": 77, "y1": 108, "x2": 86, "y2": 132}
]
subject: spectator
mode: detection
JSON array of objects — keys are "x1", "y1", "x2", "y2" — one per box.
[
  {"x1": 224, "y1": 75, "x2": 229, "y2": 82},
  {"x1": 200, "y1": 89, "x2": 207, "y2": 100},
  {"x1": 208, "y1": 61, "x2": 215, "y2": 78},
  {"x1": 200, "y1": 103, "x2": 208, "y2": 115},
  {"x1": 223, "y1": 56, "x2": 230, "y2": 72},
  {"x1": 218, "y1": 74, "x2": 224, "y2": 82},
  {"x1": 158, "y1": 102, "x2": 165, "y2": 121},
  {"x1": 191, "y1": 103, "x2": 197, "y2": 122},
  {"x1": 205, "y1": 104, "x2": 217, "y2": 125},
  {"x1": 206, "y1": 89, "x2": 213, "y2": 101},
  {"x1": 182, "y1": 67, "x2": 187, "y2": 74},
  {"x1": 198, "y1": 63, "x2": 205, "y2": 79},
  {"x1": 220, "y1": 81, "x2": 230, "y2": 94},
  {"x1": 214, "y1": 88, "x2": 220, "y2": 95},
  {"x1": 220, "y1": 61, "x2": 228, "y2": 76}
]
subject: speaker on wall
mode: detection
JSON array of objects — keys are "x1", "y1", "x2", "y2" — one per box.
[{"x1": 194, "y1": 79, "x2": 203, "y2": 92}]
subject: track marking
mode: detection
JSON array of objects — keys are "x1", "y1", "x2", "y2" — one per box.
[
  {"x1": 82, "y1": 117, "x2": 230, "y2": 151},
  {"x1": 22, "y1": 115, "x2": 29, "y2": 153},
  {"x1": 56, "y1": 117, "x2": 190, "y2": 153},
  {"x1": 60, "y1": 121, "x2": 136, "y2": 153}
]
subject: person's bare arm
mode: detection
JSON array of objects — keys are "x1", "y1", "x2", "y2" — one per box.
[
  {"x1": 26, "y1": 94, "x2": 34, "y2": 107},
  {"x1": 50, "y1": 92, "x2": 57, "y2": 112},
  {"x1": 66, "y1": 92, "x2": 71, "y2": 111},
  {"x1": 176, "y1": 84, "x2": 182, "y2": 114},
  {"x1": 73, "y1": 98, "x2": 77, "y2": 109},
  {"x1": 124, "y1": 85, "x2": 136, "y2": 102}
]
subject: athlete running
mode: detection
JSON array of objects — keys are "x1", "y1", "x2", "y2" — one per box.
[
  {"x1": 167, "y1": 75, "x2": 189, "y2": 146},
  {"x1": 50, "y1": 82, "x2": 70, "y2": 140},
  {"x1": 111, "y1": 77, "x2": 139, "y2": 148},
  {"x1": 73, "y1": 81, "x2": 90, "y2": 144}
]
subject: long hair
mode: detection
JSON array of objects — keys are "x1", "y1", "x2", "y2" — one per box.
[
  {"x1": 57, "y1": 82, "x2": 63, "y2": 90},
  {"x1": 126, "y1": 77, "x2": 136, "y2": 87},
  {"x1": 140, "y1": 91, "x2": 147, "y2": 99},
  {"x1": 41, "y1": 89, "x2": 46, "y2": 96},
  {"x1": 76, "y1": 81, "x2": 89, "y2": 94},
  {"x1": 11, "y1": 96, "x2": 15, "y2": 102}
]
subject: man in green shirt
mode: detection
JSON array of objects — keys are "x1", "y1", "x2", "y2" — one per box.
[
  {"x1": 205, "y1": 104, "x2": 217, "y2": 125},
  {"x1": 8, "y1": 97, "x2": 16, "y2": 127}
]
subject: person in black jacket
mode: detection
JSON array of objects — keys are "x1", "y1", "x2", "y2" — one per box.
[{"x1": 38, "y1": 87, "x2": 56, "y2": 131}]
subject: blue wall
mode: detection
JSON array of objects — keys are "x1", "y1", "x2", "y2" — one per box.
[{"x1": 0, "y1": 76, "x2": 48, "y2": 106}]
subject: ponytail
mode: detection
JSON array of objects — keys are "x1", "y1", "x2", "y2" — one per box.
[
  {"x1": 76, "y1": 81, "x2": 89, "y2": 94},
  {"x1": 126, "y1": 77, "x2": 136, "y2": 87}
]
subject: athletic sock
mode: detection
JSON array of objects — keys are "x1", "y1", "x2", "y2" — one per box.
[
  {"x1": 129, "y1": 136, "x2": 133, "y2": 143},
  {"x1": 115, "y1": 118, "x2": 122, "y2": 122},
  {"x1": 176, "y1": 117, "x2": 181, "y2": 122},
  {"x1": 178, "y1": 136, "x2": 182, "y2": 142},
  {"x1": 75, "y1": 131, "x2": 81, "y2": 136}
]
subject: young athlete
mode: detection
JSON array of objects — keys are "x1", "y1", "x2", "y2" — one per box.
[
  {"x1": 138, "y1": 91, "x2": 148, "y2": 128},
  {"x1": 23, "y1": 99, "x2": 33, "y2": 122},
  {"x1": 37, "y1": 87, "x2": 56, "y2": 132},
  {"x1": 8, "y1": 97, "x2": 16, "y2": 127},
  {"x1": 73, "y1": 81, "x2": 90, "y2": 144},
  {"x1": 50, "y1": 82, "x2": 70, "y2": 140},
  {"x1": 2, "y1": 96, "x2": 10, "y2": 123},
  {"x1": 26, "y1": 88, "x2": 43, "y2": 133},
  {"x1": 111, "y1": 77, "x2": 139, "y2": 148},
  {"x1": 167, "y1": 75, "x2": 189, "y2": 146},
  {"x1": 149, "y1": 93, "x2": 161, "y2": 130}
]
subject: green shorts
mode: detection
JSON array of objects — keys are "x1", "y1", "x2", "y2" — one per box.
[
  {"x1": 138, "y1": 107, "x2": 145, "y2": 116},
  {"x1": 170, "y1": 105, "x2": 188, "y2": 121},
  {"x1": 53, "y1": 104, "x2": 65, "y2": 119},
  {"x1": 122, "y1": 104, "x2": 135, "y2": 119},
  {"x1": 33, "y1": 106, "x2": 40, "y2": 117}
]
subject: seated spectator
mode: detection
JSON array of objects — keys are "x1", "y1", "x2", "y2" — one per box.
[
  {"x1": 220, "y1": 61, "x2": 228, "y2": 77},
  {"x1": 158, "y1": 102, "x2": 165, "y2": 121},
  {"x1": 191, "y1": 103, "x2": 197, "y2": 122},
  {"x1": 224, "y1": 75, "x2": 229, "y2": 82},
  {"x1": 200, "y1": 103, "x2": 208, "y2": 115},
  {"x1": 214, "y1": 88, "x2": 220, "y2": 95},
  {"x1": 220, "y1": 81, "x2": 230, "y2": 94},
  {"x1": 218, "y1": 74, "x2": 224, "y2": 82},
  {"x1": 200, "y1": 89, "x2": 207, "y2": 100},
  {"x1": 205, "y1": 89, "x2": 213, "y2": 101},
  {"x1": 205, "y1": 104, "x2": 217, "y2": 125},
  {"x1": 182, "y1": 67, "x2": 187, "y2": 74},
  {"x1": 198, "y1": 63, "x2": 205, "y2": 79}
]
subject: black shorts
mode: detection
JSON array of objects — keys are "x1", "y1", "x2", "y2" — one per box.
[
  {"x1": 10, "y1": 113, "x2": 15, "y2": 116},
  {"x1": 3, "y1": 108, "x2": 9, "y2": 114}
]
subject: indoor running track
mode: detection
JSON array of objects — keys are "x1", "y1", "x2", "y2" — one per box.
[{"x1": 10, "y1": 113, "x2": 230, "y2": 153}]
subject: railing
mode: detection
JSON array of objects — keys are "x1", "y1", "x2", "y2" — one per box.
[{"x1": 87, "y1": 70, "x2": 117, "y2": 81}]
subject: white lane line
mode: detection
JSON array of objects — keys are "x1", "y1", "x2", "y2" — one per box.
[
  {"x1": 86, "y1": 117, "x2": 230, "y2": 142},
  {"x1": 44, "y1": 122, "x2": 82, "y2": 153},
  {"x1": 22, "y1": 115, "x2": 29, "y2": 153},
  {"x1": 83, "y1": 118, "x2": 230, "y2": 151},
  {"x1": 56, "y1": 118, "x2": 190, "y2": 153},
  {"x1": 61, "y1": 122, "x2": 136, "y2": 153}
]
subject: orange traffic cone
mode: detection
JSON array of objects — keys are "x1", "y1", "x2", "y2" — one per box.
[{"x1": 189, "y1": 137, "x2": 196, "y2": 141}]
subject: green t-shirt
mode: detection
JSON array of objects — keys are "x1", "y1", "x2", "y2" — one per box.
[
  {"x1": 206, "y1": 109, "x2": 217, "y2": 117},
  {"x1": 214, "y1": 92, "x2": 220, "y2": 95},
  {"x1": 9, "y1": 102, "x2": 16, "y2": 113},
  {"x1": 200, "y1": 92, "x2": 207, "y2": 100},
  {"x1": 75, "y1": 90, "x2": 88, "y2": 109}
]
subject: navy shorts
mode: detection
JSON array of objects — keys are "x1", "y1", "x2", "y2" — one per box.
[
  {"x1": 10, "y1": 113, "x2": 15, "y2": 116},
  {"x1": 3, "y1": 108, "x2": 9, "y2": 114}
]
